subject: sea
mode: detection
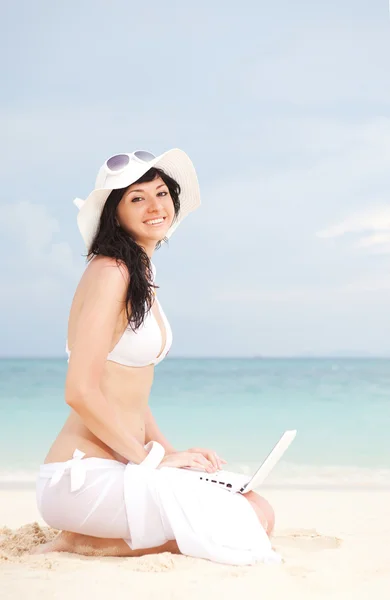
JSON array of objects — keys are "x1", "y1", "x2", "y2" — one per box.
[{"x1": 1, "y1": 357, "x2": 389, "y2": 489}]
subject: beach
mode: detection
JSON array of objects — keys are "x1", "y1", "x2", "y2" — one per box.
[
  {"x1": 1, "y1": 486, "x2": 389, "y2": 599},
  {"x1": 1, "y1": 357, "x2": 390, "y2": 598}
]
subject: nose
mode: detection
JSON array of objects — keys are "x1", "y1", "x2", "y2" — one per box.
[{"x1": 147, "y1": 195, "x2": 164, "y2": 213}]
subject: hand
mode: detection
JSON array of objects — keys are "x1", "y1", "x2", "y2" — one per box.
[
  {"x1": 186, "y1": 447, "x2": 227, "y2": 471},
  {"x1": 159, "y1": 450, "x2": 224, "y2": 472}
]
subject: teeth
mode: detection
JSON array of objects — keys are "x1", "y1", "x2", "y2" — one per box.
[{"x1": 145, "y1": 218, "x2": 164, "y2": 225}]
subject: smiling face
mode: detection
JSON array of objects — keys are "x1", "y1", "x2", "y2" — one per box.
[{"x1": 116, "y1": 175, "x2": 175, "y2": 253}]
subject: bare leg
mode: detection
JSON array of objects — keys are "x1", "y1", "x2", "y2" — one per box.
[
  {"x1": 32, "y1": 531, "x2": 180, "y2": 557},
  {"x1": 244, "y1": 491, "x2": 275, "y2": 536}
]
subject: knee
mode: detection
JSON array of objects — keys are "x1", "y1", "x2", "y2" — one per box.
[{"x1": 244, "y1": 491, "x2": 275, "y2": 536}]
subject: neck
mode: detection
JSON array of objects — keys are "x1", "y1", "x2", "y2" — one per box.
[{"x1": 138, "y1": 240, "x2": 156, "y2": 259}]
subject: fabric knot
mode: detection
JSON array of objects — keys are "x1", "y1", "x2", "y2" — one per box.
[{"x1": 49, "y1": 448, "x2": 87, "y2": 492}]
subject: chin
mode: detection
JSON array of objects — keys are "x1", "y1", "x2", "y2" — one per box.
[
  {"x1": 135, "y1": 229, "x2": 169, "y2": 245},
  {"x1": 144, "y1": 223, "x2": 171, "y2": 236},
  {"x1": 145, "y1": 227, "x2": 169, "y2": 238}
]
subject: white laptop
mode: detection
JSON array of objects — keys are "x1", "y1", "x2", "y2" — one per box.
[{"x1": 183, "y1": 430, "x2": 297, "y2": 494}]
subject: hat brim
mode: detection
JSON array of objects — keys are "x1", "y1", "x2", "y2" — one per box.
[{"x1": 76, "y1": 148, "x2": 200, "y2": 251}]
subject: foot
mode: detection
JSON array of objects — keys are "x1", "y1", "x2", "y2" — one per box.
[
  {"x1": 31, "y1": 531, "x2": 180, "y2": 557},
  {"x1": 31, "y1": 532, "x2": 75, "y2": 555}
]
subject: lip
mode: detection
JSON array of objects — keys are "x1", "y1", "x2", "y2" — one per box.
[{"x1": 143, "y1": 216, "x2": 167, "y2": 225}]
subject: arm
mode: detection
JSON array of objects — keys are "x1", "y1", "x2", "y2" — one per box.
[
  {"x1": 144, "y1": 408, "x2": 226, "y2": 470},
  {"x1": 144, "y1": 406, "x2": 176, "y2": 454},
  {"x1": 65, "y1": 257, "x2": 148, "y2": 464}
]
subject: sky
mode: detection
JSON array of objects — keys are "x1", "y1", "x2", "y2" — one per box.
[{"x1": 1, "y1": 0, "x2": 390, "y2": 357}]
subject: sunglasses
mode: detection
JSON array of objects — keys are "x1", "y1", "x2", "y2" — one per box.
[{"x1": 105, "y1": 151, "x2": 156, "y2": 173}]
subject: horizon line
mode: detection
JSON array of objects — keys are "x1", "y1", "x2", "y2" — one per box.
[{"x1": 0, "y1": 355, "x2": 389, "y2": 360}]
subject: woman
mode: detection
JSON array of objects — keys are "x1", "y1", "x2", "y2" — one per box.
[{"x1": 34, "y1": 149, "x2": 277, "y2": 564}]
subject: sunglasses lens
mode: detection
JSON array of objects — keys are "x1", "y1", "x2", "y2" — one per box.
[
  {"x1": 133, "y1": 150, "x2": 156, "y2": 162},
  {"x1": 106, "y1": 154, "x2": 130, "y2": 171}
]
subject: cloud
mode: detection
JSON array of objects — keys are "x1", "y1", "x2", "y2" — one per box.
[
  {"x1": 0, "y1": 200, "x2": 82, "y2": 303},
  {"x1": 355, "y1": 232, "x2": 390, "y2": 255},
  {"x1": 316, "y1": 206, "x2": 390, "y2": 238},
  {"x1": 2, "y1": 201, "x2": 59, "y2": 256},
  {"x1": 316, "y1": 206, "x2": 390, "y2": 255},
  {"x1": 355, "y1": 232, "x2": 390, "y2": 247}
]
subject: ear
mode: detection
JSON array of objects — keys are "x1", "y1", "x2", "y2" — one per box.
[{"x1": 73, "y1": 197, "x2": 85, "y2": 210}]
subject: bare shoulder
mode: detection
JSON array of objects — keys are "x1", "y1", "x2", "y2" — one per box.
[
  {"x1": 79, "y1": 255, "x2": 129, "y2": 301},
  {"x1": 86, "y1": 255, "x2": 129, "y2": 285},
  {"x1": 67, "y1": 255, "x2": 130, "y2": 352},
  {"x1": 66, "y1": 256, "x2": 131, "y2": 393}
]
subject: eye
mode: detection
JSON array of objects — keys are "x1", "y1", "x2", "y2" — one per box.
[{"x1": 131, "y1": 190, "x2": 168, "y2": 203}]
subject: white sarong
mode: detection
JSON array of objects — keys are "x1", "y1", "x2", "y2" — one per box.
[{"x1": 36, "y1": 448, "x2": 281, "y2": 566}]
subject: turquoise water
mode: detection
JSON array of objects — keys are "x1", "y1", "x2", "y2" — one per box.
[{"x1": 1, "y1": 358, "x2": 390, "y2": 486}]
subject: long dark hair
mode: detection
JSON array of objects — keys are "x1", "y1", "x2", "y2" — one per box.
[{"x1": 87, "y1": 167, "x2": 181, "y2": 332}]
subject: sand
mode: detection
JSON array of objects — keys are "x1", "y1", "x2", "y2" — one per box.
[{"x1": 1, "y1": 486, "x2": 389, "y2": 600}]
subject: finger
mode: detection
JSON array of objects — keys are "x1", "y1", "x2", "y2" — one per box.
[
  {"x1": 213, "y1": 454, "x2": 222, "y2": 469},
  {"x1": 194, "y1": 456, "x2": 215, "y2": 472},
  {"x1": 188, "y1": 450, "x2": 220, "y2": 471},
  {"x1": 211, "y1": 453, "x2": 227, "y2": 468},
  {"x1": 187, "y1": 458, "x2": 206, "y2": 471},
  {"x1": 202, "y1": 450, "x2": 223, "y2": 470},
  {"x1": 193, "y1": 453, "x2": 213, "y2": 468},
  {"x1": 208, "y1": 452, "x2": 220, "y2": 470},
  {"x1": 198, "y1": 448, "x2": 227, "y2": 469},
  {"x1": 200, "y1": 456, "x2": 216, "y2": 472},
  {"x1": 193, "y1": 449, "x2": 219, "y2": 470},
  {"x1": 186, "y1": 453, "x2": 211, "y2": 470},
  {"x1": 214, "y1": 455, "x2": 228, "y2": 468}
]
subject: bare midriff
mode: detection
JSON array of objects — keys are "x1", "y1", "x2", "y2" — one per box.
[{"x1": 43, "y1": 361, "x2": 155, "y2": 465}]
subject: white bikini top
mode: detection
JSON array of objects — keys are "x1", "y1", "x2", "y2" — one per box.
[{"x1": 66, "y1": 263, "x2": 172, "y2": 368}]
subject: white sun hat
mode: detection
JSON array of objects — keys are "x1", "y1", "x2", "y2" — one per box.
[{"x1": 73, "y1": 148, "x2": 201, "y2": 250}]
